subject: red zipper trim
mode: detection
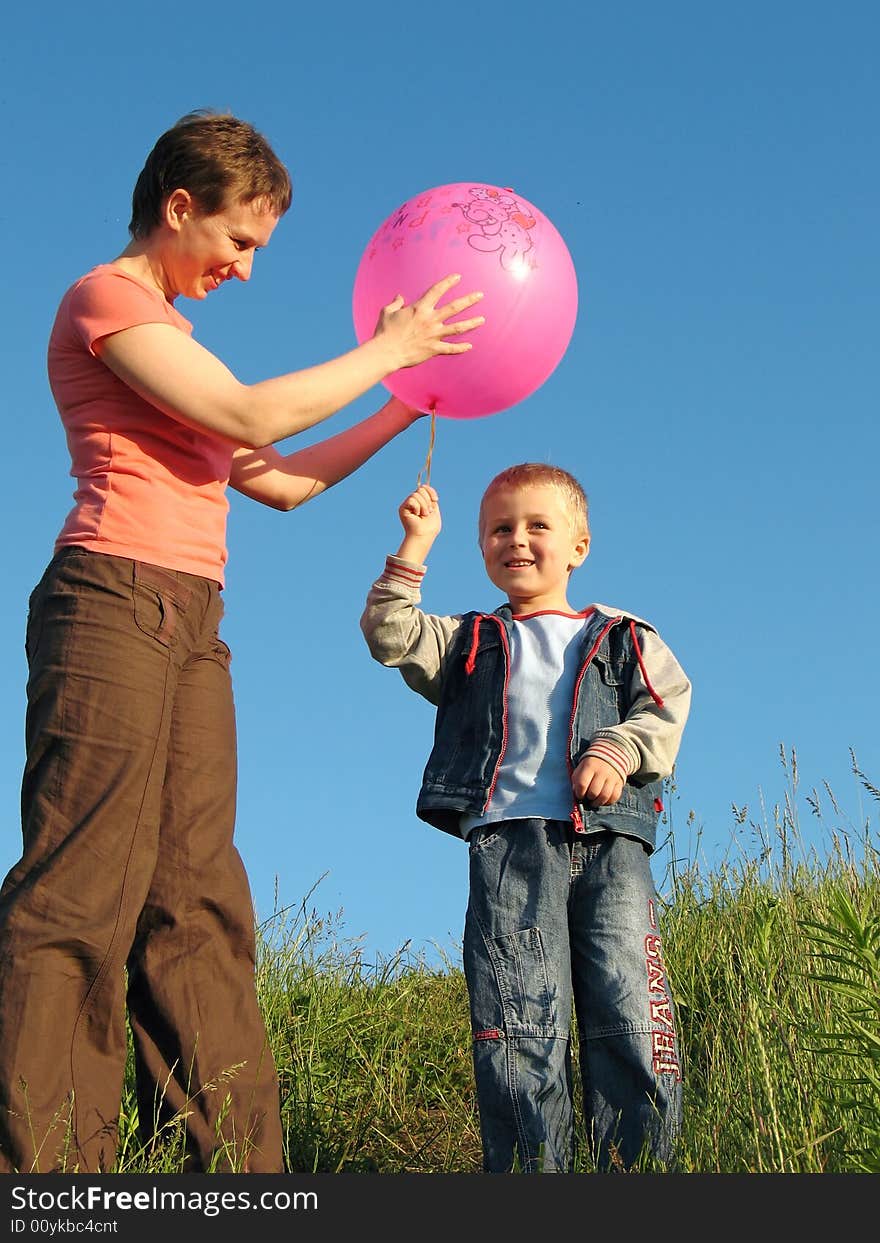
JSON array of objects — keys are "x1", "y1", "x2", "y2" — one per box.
[
  {"x1": 479, "y1": 616, "x2": 510, "y2": 815},
  {"x1": 567, "y1": 617, "x2": 620, "y2": 833}
]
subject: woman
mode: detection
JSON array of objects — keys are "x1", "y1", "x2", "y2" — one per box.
[{"x1": 0, "y1": 110, "x2": 484, "y2": 1173}]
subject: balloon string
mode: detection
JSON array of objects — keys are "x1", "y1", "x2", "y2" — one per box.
[{"x1": 416, "y1": 406, "x2": 436, "y2": 487}]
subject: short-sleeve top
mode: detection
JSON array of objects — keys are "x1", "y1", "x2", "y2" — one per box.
[{"x1": 47, "y1": 264, "x2": 235, "y2": 584}]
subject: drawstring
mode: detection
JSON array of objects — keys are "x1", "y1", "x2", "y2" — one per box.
[
  {"x1": 464, "y1": 616, "x2": 482, "y2": 675},
  {"x1": 465, "y1": 614, "x2": 508, "y2": 675},
  {"x1": 630, "y1": 620, "x2": 664, "y2": 708}
]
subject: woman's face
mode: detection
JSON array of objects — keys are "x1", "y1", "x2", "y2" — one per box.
[{"x1": 166, "y1": 192, "x2": 280, "y2": 300}]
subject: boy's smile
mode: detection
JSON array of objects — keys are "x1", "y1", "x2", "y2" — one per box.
[{"x1": 479, "y1": 483, "x2": 590, "y2": 613}]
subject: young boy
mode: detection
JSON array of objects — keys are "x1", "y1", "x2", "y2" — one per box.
[{"x1": 360, "y1": 463, "x2": 692, "y2": 1173}]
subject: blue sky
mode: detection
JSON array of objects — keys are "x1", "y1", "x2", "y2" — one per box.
[{"x1": 2, "y1": 2, "x2": 878, "y2": 966}]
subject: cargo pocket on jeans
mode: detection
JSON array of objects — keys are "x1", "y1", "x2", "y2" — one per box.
[{"x1": 487, "y1": 925, "x2": 559, "y2": 1036}]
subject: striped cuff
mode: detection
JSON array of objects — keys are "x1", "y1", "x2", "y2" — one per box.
[
  {"x1": 376, "y1": 554, "x2": 426, "y2": 591},
  {"x1": 584, "y1": 738, "x2": 633, "y2": 783}
]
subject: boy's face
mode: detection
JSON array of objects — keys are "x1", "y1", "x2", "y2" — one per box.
[{"x1": 479, "y1": 484, "x2": 590, "y2": 614}]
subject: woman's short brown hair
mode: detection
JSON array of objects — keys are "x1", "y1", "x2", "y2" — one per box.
[{"x1": 128, "y1": 110, "x2": 293, "y2": 239}]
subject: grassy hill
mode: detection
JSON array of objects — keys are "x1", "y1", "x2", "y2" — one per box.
[{"x1": 109, "y1": 754, "x2": 879, "y2": 1174}]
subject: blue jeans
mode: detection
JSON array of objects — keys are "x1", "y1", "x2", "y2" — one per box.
[{"x1": 463, "y1": 820, "x2": 682, "y2": 1172}]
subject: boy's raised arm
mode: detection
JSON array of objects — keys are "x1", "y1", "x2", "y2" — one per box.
[{"x1": 360, "y1": 486, "x2": 462, "y2": 705}]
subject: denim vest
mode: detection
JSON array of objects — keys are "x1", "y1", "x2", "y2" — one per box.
[{"x1": 415, "y1": 605, "x2": 664, "y2": 851}]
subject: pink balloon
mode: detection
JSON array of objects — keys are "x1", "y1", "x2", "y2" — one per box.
[{"x1": 352, "y1": 182, "x2": 578, "y2": 419}]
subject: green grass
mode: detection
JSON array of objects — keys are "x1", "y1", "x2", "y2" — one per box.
[
  {"x1": 657, "y1": 754, "x2": 880, "y2": 1173},
  {"x1": 47, "y1": 751, "x2": 880, "y2": 1173}
]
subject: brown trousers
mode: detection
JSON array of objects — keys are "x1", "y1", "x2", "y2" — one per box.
[{"x1": 0, "y1": 547, "x2": 283, "y2": 1173}]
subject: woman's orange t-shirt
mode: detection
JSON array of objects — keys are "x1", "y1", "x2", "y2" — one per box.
[{"x1": 47, "y1": 265, "x2": 234, "y2": 585}]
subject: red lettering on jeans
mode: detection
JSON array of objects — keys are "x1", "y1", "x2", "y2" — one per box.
[
  {"x1": 473, "y1": 1028, "x2": 504, "y2": 1041},
  {"x1": 646, "y1": 959, "x2": 667, "y2": 994},
  {"x1": 644, "y1": 931, "x2": 682, "y2": 1081},
  {"x1": 651, "y1": 1031, "x2": 681, "y2": 1078},
  {"x1": 650, "y1": 997, "x2": 674, "y2": 1027}
]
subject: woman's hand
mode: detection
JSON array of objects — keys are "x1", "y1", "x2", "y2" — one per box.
[{"x1": 373, "y1": 274, "x2": 484, "y2": 370}]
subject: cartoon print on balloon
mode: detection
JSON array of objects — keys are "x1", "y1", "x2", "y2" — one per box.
[{"x1": 454, "y1": 187, "x2": 537, "y2": 275}]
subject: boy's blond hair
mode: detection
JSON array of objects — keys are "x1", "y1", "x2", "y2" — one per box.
[{"x1": 478, "y1": 463, "x2": 590, "y2": 543}]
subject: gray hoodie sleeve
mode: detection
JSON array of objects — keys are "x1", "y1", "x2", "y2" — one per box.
[
  {"x1": 359, "y1": 555, "x2": 463, "y2": 706},
  {"x1": 586, "y1": 623, "x2": 692, "y2": 784}
]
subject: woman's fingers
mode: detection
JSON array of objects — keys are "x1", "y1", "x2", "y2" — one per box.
[
  {"x1": 417, "y1": 272, "x2": 464, "y2": 304},
  {"x1": 442, "y1": 313, "x2": 486, "y2": 335},
  {"x1": 434, "y1": 290, "x2": 485, "y2": 317},
  {"x1": 420, "y1": 282, "x2": 485, "y2": 347},
  {"x1": 373, "y1": 273, "x2": 485, "y2": 366}
]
